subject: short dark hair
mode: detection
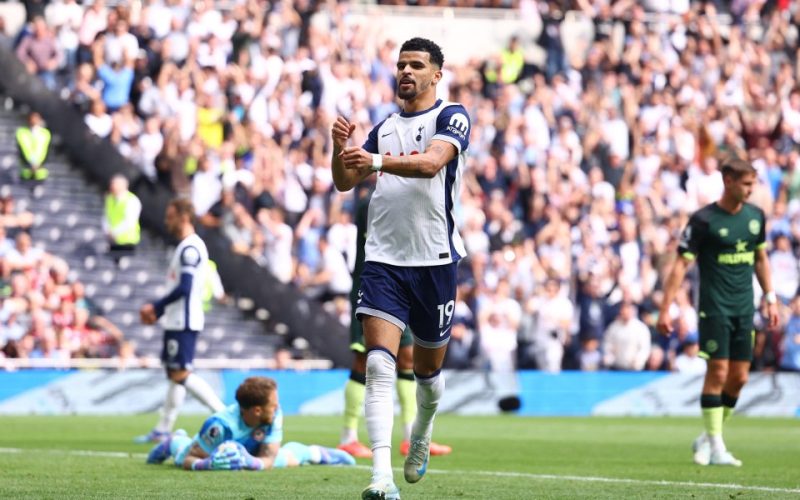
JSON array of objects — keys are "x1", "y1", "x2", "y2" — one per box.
[
  {"x1": 400, "y1": 37, "x2": 444, "y2": 68},
  {"x1": 719, "y1": 155, "x2": 756, "y2": 180},
  {"x1": 236, "y1": 376, "x2": 277, "y2": 409},
  {"x1": 168, "y1": 198, "x2": 195, "y2": 223}
]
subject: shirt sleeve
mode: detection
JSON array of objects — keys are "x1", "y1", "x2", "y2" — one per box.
[
  {"x1": 97, "y1": 65, "x2": 112, "y2": 83},
  {"x1": 179, "y1": 245, "x2": 203, "y2": 275},
  {"x1": 677, "y1": 213, "x2": 705, "y2": 260},
  {"x1": 433, "y1": 104, "x2": 470, "y2": 153},
  {"x1": 196, "y1": 416, "x2": 233, "y2": 454},
  {"x1": 361, "y1": 118, "x2": 386, "y2": 154}
]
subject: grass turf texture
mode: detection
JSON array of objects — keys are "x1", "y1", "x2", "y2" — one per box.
[{"x1": 0, "y1": 415, "x2": 797, "y2": 499}]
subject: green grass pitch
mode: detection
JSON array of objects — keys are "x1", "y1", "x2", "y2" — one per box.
[{"x1": 0, "y1": 414, "x2": 797, "y2": 499}]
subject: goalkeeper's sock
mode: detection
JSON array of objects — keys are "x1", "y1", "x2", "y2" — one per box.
[
  {"x1": 396, "y1": 370, "x2": 416, "y2": 441},
  {"x1": 701, "y1": 394, "x2": 725, "y2": 453},
  {"x1": 365, "y1": 349, "x2": 396, "y2": 480},
  {"x1": 184, "y1": 373, "x2": 225, "y2": 412},
  {"x1": 411, "y1": 370, "x2": 444, "y2": 440},
  {"x1": 722, "y1": 392, "x2": 738, "y2": 424},
  {"x1": 170, "y1": 434, "x2": 192, "y2": 458},
  {"x1": 155, "y1": 381, "x2": 187, "y2": 433},
  {"x1": 273, "y1": 442, "x2": 313, "y2": 468},
  {"x1": 341, "y1": 372, "x2": 366, "y2": 445}
]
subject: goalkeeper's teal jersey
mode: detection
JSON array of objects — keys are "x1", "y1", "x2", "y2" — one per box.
[{"x1": 193, "y1": 403, "x2": 283, "y2": 455}]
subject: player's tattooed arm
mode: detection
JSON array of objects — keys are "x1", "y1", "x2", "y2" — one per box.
[
  {"x1": 255, "y1": 441, "x2": 281, "y2": 469},
  {"x1": 379, "y1": 139, "x2": 457, "y2": 178}
]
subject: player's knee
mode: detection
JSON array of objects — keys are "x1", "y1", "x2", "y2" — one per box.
[
  {"x1": 412, "y1": 355, "x2": 441, "y2": 377},
  {"x1": 366, "y1": 350, "x2": 395, "y2": 383},
  {"x1": 352, "y1": 352, "x2": 367, "y2": 374},
  {"x1": 397, "y1": 346, "x2": 413, "y2": 371},
  {"x1": 167, "y1": 369, "x2": 190, "y2": 383},
  {"x1": 729, "y1": 371, "x2": 748, "y2": 389}
]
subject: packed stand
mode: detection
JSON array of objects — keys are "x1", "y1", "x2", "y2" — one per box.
[
  {"x1": 0, "y1": 191, "x2": 130, "y2": 365},
  {"x1": 12, "y1": 0, "x2": 800, "y2": 373}
]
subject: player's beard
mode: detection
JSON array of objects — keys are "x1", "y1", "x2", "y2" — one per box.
[{"x1": 397, "y1": 78, "x2": 429, "y2": 100}]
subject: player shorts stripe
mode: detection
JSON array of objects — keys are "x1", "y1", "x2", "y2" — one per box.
[
  {"x1": 355, "y1": 306, "x2": 406, "y2": 331},
  {"x1": 413, "y1": 333, "x2": 450, "y2": 349}
]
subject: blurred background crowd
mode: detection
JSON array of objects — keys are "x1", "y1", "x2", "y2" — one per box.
[
  {"x1": 1, "y1": 191, "x2": 131, "y2": 361},
  {"x1": 2, "y1": 0, "x2": 800, "y2": 373}
]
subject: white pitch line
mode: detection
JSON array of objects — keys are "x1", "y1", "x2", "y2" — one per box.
[
  {"x1": 1, "y1": 447, "x2": 798, "y2": 495},
  {"x1": 0, "y1": 447, "x2": 147, "y2": 459},
  {"x1": 425, "y1": 469, "x2": 800, "y2": 495}
]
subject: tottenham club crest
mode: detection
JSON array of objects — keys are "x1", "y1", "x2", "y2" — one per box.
[{"x1": 252, "y1": 428, "x2": 265, "y2": 442}]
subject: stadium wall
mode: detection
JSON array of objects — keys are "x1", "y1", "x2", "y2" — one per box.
[{"x1": 0, "y1": 370, "x2": 797, "y2": 417}]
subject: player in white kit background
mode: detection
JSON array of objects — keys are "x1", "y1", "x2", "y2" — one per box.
[
  {"x1": 331, "y1": 37, "x2": 471, "y2": 500},
  {"x1": 135, "y1": 198, "x2": 225, "y2": 444}
]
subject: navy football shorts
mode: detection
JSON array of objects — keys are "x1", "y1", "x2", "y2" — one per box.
[
  {"x1": 355, "y1": 261, "x2": 459, "y2": 348},
  {"x1": 162, "y1": 330, "x2": 199, "y2": 370}
]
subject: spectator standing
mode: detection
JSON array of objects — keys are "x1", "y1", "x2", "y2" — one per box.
[
  {"x1": 16, "y1": 16, "x2": 60, "y2": 90},
  {"x1": 94, "y1": 44, "x2": 134, "y2": 113},
  {"x1": 602, "y1": 301, "x2": 651, "y2": 370},
  {"x1": 780, "y1": 297, "x2": 800, "y2": 372},
  {"x1": 768, "y1": 233, "x2": 799, "y2": 304},
  {"x1": 525, "y1": 278, "x2": 573, "y2": 372}
]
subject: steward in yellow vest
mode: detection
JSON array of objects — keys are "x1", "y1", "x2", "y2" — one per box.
[
  {"x1": 103, "y1": 175, "x2": 142, "y2": 263},
  {"x1": 16, "y1": 111, "x2": 51, "y2": 181},
  {"x1": 202, "y1": 259, "x2": 226, "y2": 312}
]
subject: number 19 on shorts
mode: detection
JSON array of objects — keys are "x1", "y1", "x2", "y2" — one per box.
[{"x1": 437, "y1": 300, "x2": 455, "y2": 328}]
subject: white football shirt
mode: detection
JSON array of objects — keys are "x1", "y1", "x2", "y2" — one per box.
[
  {"x1": 362, "y1": 99, "x2": 470, "y2": 266},
  {"x1": 161, "y1": 233, "x2": 209, "y2": 331}
]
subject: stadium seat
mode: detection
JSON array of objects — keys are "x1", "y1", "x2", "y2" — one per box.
[
  {"x1": 102, "y1": 298, "x2": 116, "y2": 313},
  {"x1": 211, "y1": 327, "x2": 225, "y2": 341}
]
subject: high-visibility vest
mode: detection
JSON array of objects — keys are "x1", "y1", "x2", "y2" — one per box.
[
  {"x1": 16, "y1": 126, "x2": 51, "y2": 167},
  {"x1": 104, "y1": 191, "x2": 141, "y2": 245},
  {"x1": 500, "y1": 49, "x2": 524, "y2": 84},
  {"x1": 203, "y1": 259, "x2": 220, "y2": 311}
]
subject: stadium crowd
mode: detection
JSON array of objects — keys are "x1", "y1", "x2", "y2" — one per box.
[
  {"x1": 0, "y1": 190, "x2": 130, "y2": 363},
  {"x1": 5, "y1": 0, "x2": 800, "y2": 373}
]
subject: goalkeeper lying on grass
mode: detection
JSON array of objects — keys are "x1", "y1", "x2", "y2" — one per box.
[{"x1": 146, "y1": 376, "x2": 355, "y2": 470}]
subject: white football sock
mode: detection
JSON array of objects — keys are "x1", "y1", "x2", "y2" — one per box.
[
  {"x1": 184, "y1": 373, "x2": 225, "y2": 412},
  {"x1": 365, "y1": 350, "x2": 396, "y2": 480},
  {"x1": 403, "y1": 422, "x2": 412, "y2": 441},
  {"x1": 411, "y1": 371, "x2": 444, "y2": 440},
  {"x1": 155, "y1": 381, "x2": 186, "y2": 433}
]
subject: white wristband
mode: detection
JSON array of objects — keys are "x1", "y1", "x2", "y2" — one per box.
[
  {"x1": 371, "y1": 153, "x2": 383, "y2": 172},
  {"x1": 765, "y1": 291, "x2": 777, "y2": 304}
]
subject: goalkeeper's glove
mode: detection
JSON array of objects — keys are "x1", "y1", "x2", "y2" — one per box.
[
  {"x1": 232, "y1": 442, "x2": 265, "y2": 471},
  {"x1": 191, "y1": 441, "x2": 263, "y2": 471}
]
